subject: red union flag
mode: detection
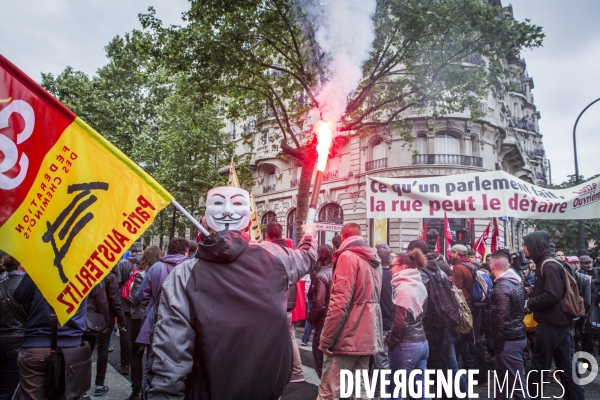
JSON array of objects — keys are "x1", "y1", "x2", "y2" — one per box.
[
  {"x1": 491, "y1": 217, "x2": 501, "y2": 253},
  {"x1": 474, "y1": 221, "x2": 491, "y2": 259},
  {"x1": 0, "y1": 55, "x2": 173, "y2": 323}
]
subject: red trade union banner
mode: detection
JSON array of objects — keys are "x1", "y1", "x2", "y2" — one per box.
[{"x1": 0, "y1": 55, "x2": 173, "y2": 324}]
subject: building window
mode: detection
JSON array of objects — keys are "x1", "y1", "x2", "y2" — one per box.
[
  {"x1": 366, "y1": 137, "x2": 388, "y2": 171},
  {"x1": 291, "y1": 163, "x2": 301, "y2": 188},
  {"x1": 229, "y1": 121, "x2": 236, "y2": 140},
  {"x1": 261, "y1": 211, "x2": 277, "y2": 226},
  {"x1": 416, "y1": 135, "x2": 427, "y2": 154},
  {"x1": 435, "y1": 133, "x2": 459, "y2": 154},
  {"x1": 465, "y1": 137, "x2": 472, "y2": 156},
  {"x1": 318, "y1": 203, "x2": 344, "y2": 245},
  {"x1": 286, "y1": 208, "x2": 296, "y2": 239},
  {"x1": 318, "y1": 203, "x2": 344, "y2": 224}
]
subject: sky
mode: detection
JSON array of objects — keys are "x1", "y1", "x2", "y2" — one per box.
[{"x1": 1, "y1": 0, "x2": 599, "y2": 184}]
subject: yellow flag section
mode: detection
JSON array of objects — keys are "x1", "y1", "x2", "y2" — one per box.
[{"x1": 0, "y1": 118, "x2": 173, "y2": 324}]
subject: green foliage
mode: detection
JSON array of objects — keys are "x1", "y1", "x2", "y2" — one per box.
[
  {"x1": 521, "y1": 174, "x2": 600, "y2": 254},
  {"x1": 41, "y1": 31, "x2": 234, "y2": 242},
  {"x1": 138, "y1": 0, "x2": 543, "y2": 243}
]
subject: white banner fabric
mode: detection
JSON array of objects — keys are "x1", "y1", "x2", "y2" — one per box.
[{"x1": 367, "y1": 170, "x2": 600, "y2": 220}]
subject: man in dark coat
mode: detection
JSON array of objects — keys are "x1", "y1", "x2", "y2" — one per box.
[
  {"x1": 489, "y1": 251, "x2": 528, "y2": 400},
  {"x1": 115, "y1": 241, "x2": 143, "y2": 375},
  {"x1": 146, "y1": 187, "x2": 317, "y2": 399},
  {"x1": 265, "y1": 221, "x2": 304, "y2": 383},
  {"x1": 524, "y1": 231, "x2": 583, "y2": 399}
]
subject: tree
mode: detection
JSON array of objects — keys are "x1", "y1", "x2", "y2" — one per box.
[
  {"x1": 141, "y1": 0, "x2": 543, "y2": 244},
  {"x1": 521, "y1": 174, "x2": 600, "y2": 254},
  {"x1": 41, "y1": 30, "x2": 235, "y2": 245}
]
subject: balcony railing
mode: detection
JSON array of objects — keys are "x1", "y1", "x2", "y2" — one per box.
[
  {"x1": 512, "y1": 117, "x2": 536, "y2": 132},
  {"x1": 413, "y1": 154, "x2": 483, "y2": 167},
  {"x1": 365, "y1": 158, "x2": 388, "y2": 172},
  {"x1": 263, "y1": 184, "x2": 276, "y2": 193},
  {"x1": 290, "y1": 179, "x2": 299, "y2": 188},
  {"x1": 323, "y1": 170, "x2": 338, "y2": 181}
]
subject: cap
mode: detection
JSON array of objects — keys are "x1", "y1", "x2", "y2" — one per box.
[
  {"x1": 451, "y1": 244, "x2": 468, "y2": 255},
  {"x1": 579, "y1": 255, "x2": 593, "y2": 263},
  {"x1": 565, "y1": 256, "x2": 580, "y2": 263}
]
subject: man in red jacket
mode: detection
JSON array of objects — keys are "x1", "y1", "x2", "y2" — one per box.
[{"x1": 317, "y1": 223, "x2": 383, "y2": 400}]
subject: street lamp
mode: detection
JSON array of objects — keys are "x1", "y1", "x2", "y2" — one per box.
[{"x1": 573, "y1": 97, "x2": 600, "y2": 250}]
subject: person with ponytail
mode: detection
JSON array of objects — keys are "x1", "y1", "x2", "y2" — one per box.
[{"x1": 386, "y1": 248, "x2": 430, "y2": 400}]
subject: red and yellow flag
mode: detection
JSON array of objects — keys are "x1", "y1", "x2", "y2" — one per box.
[{"x1": 0, "y1": 55, "x2": 173, "y2": 324}]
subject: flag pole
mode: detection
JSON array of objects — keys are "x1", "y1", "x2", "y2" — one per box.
[{"x1": 171, "y1": 200, "x2": 211, "y2": 237}]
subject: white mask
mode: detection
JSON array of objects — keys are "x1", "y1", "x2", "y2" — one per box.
[{"x1": 205, "y1": 186, "x2": 251, "y2": 232}]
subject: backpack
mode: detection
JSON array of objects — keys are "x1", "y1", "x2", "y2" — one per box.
[
  {"x1": 540, "y1": 259, "x2": 585, "y2": 319},
  {"x1": 460, "y1": 262, "x2": 492, "y2": 307},
  {"x1": 422, "y1": 268, "x2": 460, "y2": 330},
  {"x1": 121, "y1": 268, "x2": 140, "y2": 302},
  {"x1": 450, "y1": 284, "x2": 473, "y2": 335}
]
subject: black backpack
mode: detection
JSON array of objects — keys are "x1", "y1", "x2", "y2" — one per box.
[{"x1": 422, "y1": 268, "x2": 461, "y2": 330}]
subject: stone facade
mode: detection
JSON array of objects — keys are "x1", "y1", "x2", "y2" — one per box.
[{"x1": 224, "y1": 6, "x2": 547, "y2": 253}]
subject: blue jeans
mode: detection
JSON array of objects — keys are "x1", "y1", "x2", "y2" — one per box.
[
  {"x1": 390, "y1": 341, "x2": 430, "y2": 400},
  {"x1": 301, "y1": 299, "x2": 313, "y2": 344},
  {"x1": 442, "y1": 330, "x2": 468, "y2": 397}
]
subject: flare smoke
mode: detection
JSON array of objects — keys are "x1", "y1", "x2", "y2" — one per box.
[{"x1": 304, "y1": 0, "x2": 376, "y2": 123}]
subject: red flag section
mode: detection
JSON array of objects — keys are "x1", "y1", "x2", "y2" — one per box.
[
  {"x1": 491, "y1": 217, "x2": 501, "y2": 253},
  {"x1": 474, "y1": 222, "x2": 491, "y2": 259},
  {"x1": 0, "y1": 56, "x2": 75, "y2": 226},
  {"x1": 444, "y1": 212, "x2": 453, "y2": 259}
]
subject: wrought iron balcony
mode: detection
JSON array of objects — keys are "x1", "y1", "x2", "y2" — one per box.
[
  {"x1": 413, "y1": 154, "x2": 483, "y2": 167},
  {"x1": 365, "y1": 158, "x2": 388, "y2": 172},
  {"x1": 508, "y1": 80, "x2": 526, "y2": 95},
  {"x1": 512, "y1": 117, "x2": 536, "y2": 132},
  {"x1": 263, "y1": 184, "x2": 276, "y2": 193},
  {"x1": 323, "y1": 170, "x2": 338, "y2": 181},
  {"x1": 290, "y1": 179, "x2": 299, "y2": 188}
]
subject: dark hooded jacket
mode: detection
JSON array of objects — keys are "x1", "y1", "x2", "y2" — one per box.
[
  {"x1": 490, "y1": 268, "x2": 527, "y2": 353},
  {"x1": 525, "y1": 231, "x2": 572, "y2": 326},
  {"x1": 320, "y1": 236, "x2": 383, "y2": 356},
  {"x1": 147, "y1": 230, "x2": 316, "y2": 400}
]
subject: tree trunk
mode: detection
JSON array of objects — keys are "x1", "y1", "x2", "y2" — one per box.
[
  {"x1": 294, "y1": 153, "x2": 317, "y2": 246},
  {"x1": 281, "y1": 137, "x2": 319, "y2": 247}
]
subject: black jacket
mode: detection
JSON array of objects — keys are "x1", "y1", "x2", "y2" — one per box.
[
  {"x1": 420, "y1": 258, "x2": 451, "y2": 334},
  {"x1": 380, "y1": 267, "x2": 393, "y2": 331},
  {"x1": 490, "y1": 269, "x2": 527, "y2": 353},
  {"x1": 307, "y1": 264, "x2": 333, "y2": 331},
  {"x1": 14, "y1": 274, "x2": 87, "y2": 348},
  {"x1": 387, "y1": 304, "x2": 427, "y2": 349},
  {"x1": 0, "y1": 272, "x2": 28, "y2": 350},
  {"x1": 525, "y1": 231, "x2": 571, "y2": 326},
  {"x1": 104, "y1": 272, "x2": 127, "y2": 328},
  {"x1": 116, "y1": 255, "x2": 141, "y2": 313},
  {"x1": 87, "y1": 282, "x2": 110, "y2": 330}
]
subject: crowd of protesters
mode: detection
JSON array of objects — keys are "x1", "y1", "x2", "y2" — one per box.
[{"x1": 2, "y1": 205, "x2": 600, "y2": 399}]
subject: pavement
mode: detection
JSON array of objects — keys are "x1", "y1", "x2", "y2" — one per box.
[{"x1": 93, "y1": 325, "x2": 600, "y2": 399}]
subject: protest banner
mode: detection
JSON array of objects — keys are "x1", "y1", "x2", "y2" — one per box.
[
  {"x1": 367, "y1": 170, "x2": 600, "y2": 220},
  {"x1": 0, "y1": 54, "x2": 173, "y2": 324}
]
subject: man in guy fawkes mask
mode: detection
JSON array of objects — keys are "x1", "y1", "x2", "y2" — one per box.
[{"x1": 147, "y1": 187, "x2": 318, "y2": 400}]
